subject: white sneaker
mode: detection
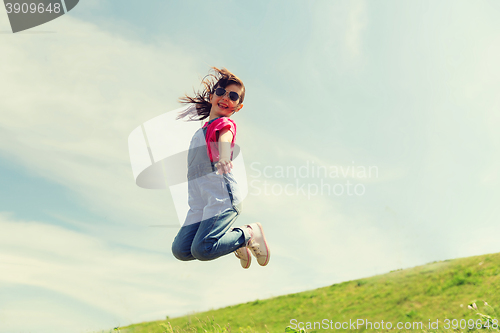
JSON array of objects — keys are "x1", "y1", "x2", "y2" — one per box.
[
  {"x1": 246, "y1": 223, "x2": 270, "y2": 266},
  {"x1": 234, "y1": 246, "x2": 251, "y2": 269}
]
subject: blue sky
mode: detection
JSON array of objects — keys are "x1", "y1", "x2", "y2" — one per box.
[{"x1": 1, "y1": 1, "x2": 500, "y2": 332}]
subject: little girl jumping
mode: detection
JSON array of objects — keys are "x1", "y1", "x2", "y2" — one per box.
[{"x1": 171, "y1": 67, "x2": 270, "y2": 269}]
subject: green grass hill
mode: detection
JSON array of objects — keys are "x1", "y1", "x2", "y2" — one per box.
[{"x1": 114, "y1": 252, "x2": 500, "y2": 333}]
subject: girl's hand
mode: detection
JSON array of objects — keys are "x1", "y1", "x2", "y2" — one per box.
[{"x1": 216, "y1": 158, "x2": 233, "y2": 174}]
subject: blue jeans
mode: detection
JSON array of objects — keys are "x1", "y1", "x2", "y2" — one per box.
[{"x1": 172, "y1": 167, "x2": 250, "y2": 261}]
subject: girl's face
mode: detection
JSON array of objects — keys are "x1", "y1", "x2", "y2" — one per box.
[{"x1": 209, "y1": 83, "x2": 244, "y2": 119}]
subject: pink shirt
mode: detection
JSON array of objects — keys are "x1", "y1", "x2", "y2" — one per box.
[{"x1": 202, "y1": 117, "x2": 237, "y2": 163}]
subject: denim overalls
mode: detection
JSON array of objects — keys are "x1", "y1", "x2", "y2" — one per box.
[{"x1": 171, "y1": 117, "x2": 249, "y2": 261}]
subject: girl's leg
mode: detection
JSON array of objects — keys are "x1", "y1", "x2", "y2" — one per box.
[
  {"x1": 190, "y1": 171, "x2": 250, "y2": 261},
  {"x1": 171, "y1": 178, "x2": 204, "y2": 261},
  {"x1": 171, "y1": 222, "x2": 199, "y2": 261},
  {"x1": 190, "y1": 208, "x2": 249, "y2": 261}
]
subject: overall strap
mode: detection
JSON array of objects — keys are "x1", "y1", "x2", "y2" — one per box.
[{"x1": 202, "y1": 119, "x2": 219, "y2": 172}]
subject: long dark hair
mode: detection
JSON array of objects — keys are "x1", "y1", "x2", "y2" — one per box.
[{"x1": 177, "y1": 67, "x2": 245, "y2": 121}]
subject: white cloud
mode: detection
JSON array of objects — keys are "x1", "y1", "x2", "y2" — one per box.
[
  {"x1": 240, "y1": 116, "x2": 406, "y2": 186},
  {"x1": 0, "y1": 15, "x2": 284, "y2": 332},
  {"x1": 305, "y1": 1, "x2": 367, "y2": 73},
  {"x1": 0, "y1": 15, "x2": 203, "y2": 232},
  {"x1": 345, "y1": 1, "x2": 368, "y2": 58},
  {"x1": 0, "y1": 213, "x2": 185, "y2": 332},
  {"x1": 0, "y1": 213, "x2": 307, "y2": 333}
]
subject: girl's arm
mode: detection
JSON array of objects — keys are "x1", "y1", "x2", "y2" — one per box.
[{"x1": 216, "y1": 128, "x2": 233, "y2": 174}]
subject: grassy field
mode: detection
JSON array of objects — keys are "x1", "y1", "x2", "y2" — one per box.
[{"x1": 104, "y1": 252, "x2": 500, "y2": 333}]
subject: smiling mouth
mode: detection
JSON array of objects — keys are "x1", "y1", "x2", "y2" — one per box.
[{"x1": 218, "y1": 103, "x2": 229, "y2": 109}]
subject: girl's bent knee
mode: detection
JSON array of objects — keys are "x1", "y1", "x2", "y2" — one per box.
[
  {"x1": 191, "y1": 243, "x2": 218, "y2": 261},
  {"x1": 173, "y1": 251, "x2": 195, "y2": 261},
  {"x1": 172, "y1": 244, "x2": 195, "y2": 261}
]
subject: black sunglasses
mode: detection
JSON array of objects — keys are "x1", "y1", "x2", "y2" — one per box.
[{"x1": 214, "y1": 87, "x2": 240, "y2": 101}]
